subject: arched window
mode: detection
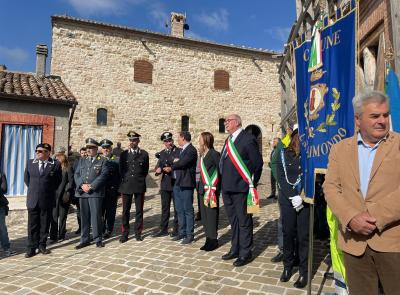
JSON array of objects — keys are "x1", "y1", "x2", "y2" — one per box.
[
  {"x1": 134, "y1": 60, "x2": 153, "y2": 84},
  {"x1": 97, "y1": 108, "x2": 107, "y2": 126},
  {"x1": 219, "y1": 118, "x2": 225, "y2": 133},
  {"x1": 214, "y1": 70, "x2": 229, "y2": 90},
  {"x1": 181, "y1": 116, "x2": 189, "y2": 132}
]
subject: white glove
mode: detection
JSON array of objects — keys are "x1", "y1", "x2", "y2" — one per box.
[
  {"x1": 289, "y1": 195, "x2": 303, "y2": 208},
  {"x1": 295, "y1": 204, "x2": 304, "y2": 212}
]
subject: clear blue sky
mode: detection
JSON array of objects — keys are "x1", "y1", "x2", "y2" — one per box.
[{"x1": 0, "y1": 0, "x2": 296, "y2": 73}]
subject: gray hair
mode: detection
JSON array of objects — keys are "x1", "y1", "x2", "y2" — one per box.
[
  {"x1": 352, "y1": 90, "x2": 390, "y2": 115},
  {"x1": 229, "y1": 114, "x2": 242, "y2": 126}
]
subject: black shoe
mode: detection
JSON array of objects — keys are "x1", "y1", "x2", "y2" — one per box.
[
  {"x1": 205, "y1": 239, "x2": 219, "y2": 252},
  {"x1": 200, "y1": 238, "x2": 210, "y2": 250},
  {"x1": 233, "y1": 253, "x2": 252, "y2": 267},
  {"x1": 271, "y1": 251, "x2": 284, "y2": 263},
  {"x1": 96, "y1": 241, "x2": 105, "y2": 248},
  {"x1": 119, "y1": 235, "x2": 128, "y2": 243},
  {"x1": 75, "y1": 242, "x2": 90, "y2": 249},
  {"x1": 135, "y1": 234, "x2": 143, "y2": 241},
  {"x1": 181, "y1": 235, "x2": 194, "y2": 245},
  {"x1": 152, "y1": 230, "x2": 168, "y2": 238},
  {"x1": 222, "y1": 251, "x2": 239, "y2": 260},
  {"x1": 38, "y1": 247, "x2": 51, "y2": 255},
  {"x1": 280, "y1": 269, "x2": 293, "y2": 282},
  {"x1": 294, "y1": 275, "x2": 307, "y2": 288},
  {"x1": 171, "y1": 234, "x2": 185, "y2": 241},
  {"x1": 25, "y1": 249, "x2": 36, "y2": 258},
  {"x1": 103, "y1": 231, "x2": 111, "y2": 239},
  {"x1": 74, "y1": 229, "x2": 81, "y2": 235}
]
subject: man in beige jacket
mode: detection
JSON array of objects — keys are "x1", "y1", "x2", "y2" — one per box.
[{"x1": 324, "y1": 90, "x2": 400, "y2": 294}]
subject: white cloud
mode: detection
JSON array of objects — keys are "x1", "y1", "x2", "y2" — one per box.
[
  {"x1": 264, "y1": 26, "x2": 291, "y2": 42},
  {"x1": 148, "y1": 2, "x2": 169, "y2": 29},
  {"x1": 0, "y1": 46, "x2": 29, "y2": 66},
  {"x1": 195, "y1": 8, "x2": 229, "y2": 32},
  {"x1": 65, "y1": 0, "x2": 145, "y2": 16}
]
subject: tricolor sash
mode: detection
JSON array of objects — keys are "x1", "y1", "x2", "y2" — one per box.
[
  {"x1": 200, "y1": 155, "x2": 218, "y2": 208},
  {"x1": 226, "y1": 137, "x2": 259, "y2": 213}
]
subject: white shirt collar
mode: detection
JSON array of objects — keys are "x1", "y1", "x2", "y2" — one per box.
[
  {"x1": 181, "y1": 142, "x2": 190, "y2": 151},
  {"x1": 230, "y1": 128, "x2": 243, "y2": 142}
]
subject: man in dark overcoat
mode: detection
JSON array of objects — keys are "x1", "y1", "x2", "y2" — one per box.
[{"x1": 24, "y1": 143, "x2": 62, "y2": 257}]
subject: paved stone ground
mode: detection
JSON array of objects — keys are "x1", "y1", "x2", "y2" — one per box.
[{"x1": 0, "y1": 169, "x2": 335, "y2": 294}]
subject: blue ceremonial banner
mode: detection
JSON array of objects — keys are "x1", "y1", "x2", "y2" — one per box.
[{"x1": 294, "y1": 4, "x2": 356, "y2": 201}]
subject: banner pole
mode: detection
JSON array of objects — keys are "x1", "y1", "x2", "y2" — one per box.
[{"x1": 307, "y1": 203, "x2": 315, "y2": 295}]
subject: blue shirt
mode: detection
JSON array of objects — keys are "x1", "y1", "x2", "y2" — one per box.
[{"x1": 357, "y1": 133, "x2": 384, "y2": 198}]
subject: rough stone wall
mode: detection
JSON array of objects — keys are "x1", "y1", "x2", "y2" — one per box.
[{"x1": 51, "y1": 20, "x2": 281, "y2": 167}]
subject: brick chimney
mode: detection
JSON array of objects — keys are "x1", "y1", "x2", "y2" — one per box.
[
  {"x1": 170, "y1": 12, "x2": 186, "y2": 37},
  {"x1": 0, "y1": 65, "x2": 6, "y2": 71},
  {"x1": 36, "y1": 44, "x2": 48, "y2": 77}
]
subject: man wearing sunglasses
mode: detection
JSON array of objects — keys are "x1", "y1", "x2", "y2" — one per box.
[
  {"x1": 24, "y1": 143, "x2": 62, "y2": 258},
  {"x1": 118, "y1": 131, "x2": 149, "y2": 242}
]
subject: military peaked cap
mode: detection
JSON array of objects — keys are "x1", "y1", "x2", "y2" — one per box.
[
  {"x1": 127, "y1": 131, "x2": 141, "y2": 140},
  {"x1": 160, "y1": 132, "x2": 173, "y2": 141},
  {"x1": 36, "y1": 143, "x2": 52, "y2": 151},
  {"x1": 85, "y1": 138, "x2": 99, "y2": 147},
  {"x1": 100, "y1": 139, "x2": 113, "y2": 148}
]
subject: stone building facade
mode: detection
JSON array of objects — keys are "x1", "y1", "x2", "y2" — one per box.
[{"x1": 50, "y1": 13, "x2": 282, "y2": 164}]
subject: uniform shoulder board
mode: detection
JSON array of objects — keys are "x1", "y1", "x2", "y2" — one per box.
[
  {"x1": 111, "y1": 155, "x2": 116, "y2": 160},
  {"x1": 97, "y1": 156, "x2": 101, "y2": 160}
]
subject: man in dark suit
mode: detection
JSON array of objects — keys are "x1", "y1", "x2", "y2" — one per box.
[
  {"x1": 219, "y1": 114, "x2": 263, "y2": 267},
  {"x1": 153, "y1": 132, "x2": 180, "y2": 237},
  {"x1": 164, "y1": 131, "x2": 197, "y2": 244},
  {"x1": 74, "y1": 138, "x2": 109, "y2": 249},
  {"x1": 118, "y1": 131, "x2": 149, "y2": 242},
  {"x1": 24, "y1": 143, "x2": 62, "y2": 258},
  {"x1": 99, "y1": 139, "x2": 120, "y2": 239}
]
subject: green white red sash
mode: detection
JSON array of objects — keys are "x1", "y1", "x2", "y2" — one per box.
[
  {"x1": 226, "y1": 137, "x2": 259, "y2": 213},
  {"x1": 200, "y1": 155, "x2": 218, "y2": 208}
]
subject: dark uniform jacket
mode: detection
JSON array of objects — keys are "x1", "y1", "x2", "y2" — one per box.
[
  {"x1": 172, "y1": 143, "x2": 198, "y2": 188},
  {"x1": 155, "y1": 145, "x2": 180, "y2": 191},
  {"x1": 119, "y1": 148, "x2": 149, "y2": 194},
  {"x1": 0, "y1": 171, "x2": 9, "y2": 209},
  {"x1": 198, "y1": 149, "x2": 221, "y2": 197},
  {"x1": 103, "y1": 154, "x2": 120, "y2": 191},
  {"x1": 220, "y1": 130, "x2": 264, "y2": 193},
  {"x1": 74, "y1": 155, "x2": 109, "y2": 198},
  {"x1": 276, "y1": 148, "x2": 302, "y2": 207},
  {"x1": 56, "y1": 167, "x2": 73, "y2": 202},
  {"x1": 24, "y1": 158, "x2": 62, "y2": 209}
]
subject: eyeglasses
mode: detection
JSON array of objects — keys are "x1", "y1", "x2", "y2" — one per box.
[{"x1": 35, "y1": 150, "x2": 46, "y2": 153}]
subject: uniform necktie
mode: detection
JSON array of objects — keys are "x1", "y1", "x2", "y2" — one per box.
[{"x1": 39, "y1": 161, "x2": 45, "y2": 175}]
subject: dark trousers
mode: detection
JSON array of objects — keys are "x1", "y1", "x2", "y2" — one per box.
[
  {"x1": 344, "y1": 246, "x2": 400, "y2": 295},
  {"x1": 121, "y1": 193, "x2": 144, "y2": 236},
  {"x1": 76, "y1": 201, "x2": 81, "y2": 231},
  {"x1": 199, "y1": 193, "x2": 219, "y2": 239},
  {"x1": 280, "y1": 203, "x2": 309, "y2": 276},
  {"x1": 270, "y1": 174, "x2": 277, "y2": 196},
  {"x1": 160, "y1": 190, "x2": 178, "y2": 233},
  {"x1": 222, "y1": 192, "x2": 253, "y2": 257},
  {"x1": 49, "y1": 198, "x2": 69, "y2": 240},
  {"x1": 102, "y1": 188, "x2": 119, "y2": 233},
  {"x1": 80, "y1": 197, "x2": 103, "y2": 243},
  {"x1": 173, "y1": 186, "x2": 194, "y2": 237},
  {"x1": 27, "y1": 205, "x2": 51, "y2": 250}
]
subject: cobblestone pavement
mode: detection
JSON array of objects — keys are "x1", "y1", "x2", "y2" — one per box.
[{"x1": 0, "y1": 169, "x2": 335, "y2": 294}]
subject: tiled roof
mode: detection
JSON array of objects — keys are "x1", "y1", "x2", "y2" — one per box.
[{"x1": 0, "y1": 70, "x2": 77, "y2": 105}]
